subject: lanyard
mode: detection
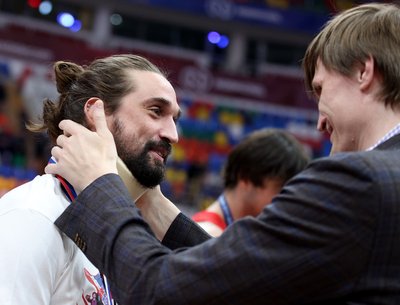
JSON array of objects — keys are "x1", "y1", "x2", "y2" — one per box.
[
  {"x1": 218, "y1": 194, "x2": 234, "y2": 226},
  {"x1": 48, "y1": 157, "x2": 115, "y2": 305},
  {"x1": 48, "y1": 157, "x2": 77, "y2": 202}
]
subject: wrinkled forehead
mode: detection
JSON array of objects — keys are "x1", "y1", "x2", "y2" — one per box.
[
  {"x1": 128, "y1": 70, "x2": 177, "y2": 99},
  {"x1": 123, "y1": 70, "x2": 181, "y2": 115}
]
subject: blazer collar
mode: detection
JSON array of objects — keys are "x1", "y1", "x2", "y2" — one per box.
[{"x1": 375, "y1": 133, "x2": 400, "y2": 151}]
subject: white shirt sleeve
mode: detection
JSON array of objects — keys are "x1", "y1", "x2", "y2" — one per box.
[
  {"x1": 0, "y1": 208, "x2": 66, "y2": 305},
  {"x1": 196, "y1": 221, "x2": 224, "y2": 237}
]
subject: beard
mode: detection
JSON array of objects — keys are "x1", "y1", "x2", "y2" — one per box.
[{"x1": 112, "y1": 119, "x2": 171, "y2": 188}]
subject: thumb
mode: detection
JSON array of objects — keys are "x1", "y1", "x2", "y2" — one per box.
[{"x1": 92, "y1": 100, "x2": 110, "y2": 136}]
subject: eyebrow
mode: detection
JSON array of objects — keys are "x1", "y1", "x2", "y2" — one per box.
[{"x1": 146, "y1": 97, "x2": 182, "y2": 120}]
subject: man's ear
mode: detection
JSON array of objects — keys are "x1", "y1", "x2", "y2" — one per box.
[
  {"x1": 358, "y1": 55, "x2": 375, "y2": 92},
  {"x1": 238, "y1": 178, "x2": 254, "y2": 190},
  {"x1": 84, "y1": 97, "x2": 102, "y2": 131}
]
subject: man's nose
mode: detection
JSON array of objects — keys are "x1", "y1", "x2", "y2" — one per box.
[{"x1": 161, "y1": 118, "x2": 179, "y2": 144}]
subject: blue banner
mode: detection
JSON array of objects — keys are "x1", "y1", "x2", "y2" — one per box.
[{"x1": 124, "y1": 0, "x2": 328, "y2": 34}]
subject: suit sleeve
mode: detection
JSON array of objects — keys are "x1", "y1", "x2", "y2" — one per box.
[
  {"x1": 162, "y1": 212, "x2": 212, "y2": 249},
  {"x1": 55, "y1": 154, "x2": 379, "y2": 305}
]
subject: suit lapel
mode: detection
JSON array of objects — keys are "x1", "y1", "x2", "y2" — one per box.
[{"x1": 375, "y1": 133, "x2": 400, "y2": 151}]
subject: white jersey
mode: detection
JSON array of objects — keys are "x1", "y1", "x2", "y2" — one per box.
[{"x1": 0, "y1": 174, "x2": 112, "y2": 305}]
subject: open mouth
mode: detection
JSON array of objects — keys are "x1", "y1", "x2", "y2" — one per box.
[
  {"x1": 146, "y1": 140, "x2": 171, "y2": 163},
  {"x1": 153, "y1": 149, "x2": 168, "y2": 161},
  {"x1": 320, "y1": 117, "x2": 333, "y2": 135},
  {"x1": 325, "y1": 120, "x2": 333, "y2": 134},
  {"x1": 150, "y1": 145, "x2": 171, "y2": 162}
]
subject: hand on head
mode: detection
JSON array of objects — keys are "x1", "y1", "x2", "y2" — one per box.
[{"x1": 45, "y1": 100, "x2": 118, "y2": 193}]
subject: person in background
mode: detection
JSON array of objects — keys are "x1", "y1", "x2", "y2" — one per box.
[
  {"x1": 48, "y1": 3, "x2": 400, "y2": 304},
  {"x1": 0, "y1": 54, "x2": 180, "y2": 304},
  {"x1": 192, "y1": 128, "x2": 309, "y2": 236}
]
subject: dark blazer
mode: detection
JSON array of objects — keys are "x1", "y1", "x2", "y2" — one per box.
[{"x1": 55, "y1": 134, "x2": 400, "y2": 305}]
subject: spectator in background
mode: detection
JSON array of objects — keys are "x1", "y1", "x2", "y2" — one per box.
[
  {"x1": 0, "y1": 54, "x2": 180, "y2": 304},
  {"x1": 18, "y1": 66, "x2": 58, "y2": 174},
  {"x1": 192, "y1": 128, "x2": 309, "y2": 236}
]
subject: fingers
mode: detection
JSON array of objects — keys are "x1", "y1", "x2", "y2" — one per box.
[
  {"x1": 92, "y1": 100, "x2": 111, "y2": 137},
  {"x1": 45, "y1": 145, "x2": 62, "y2": 175},
  {"x1": 59, "y1": 119, "x2": 85, "y2": 136},
  {"x1": 50, "y1": 145, "x2": 62, "y2": 160},
  {"x1": 57, "y1": 100, "x2": 111, "y2": 139},
  {"x1": 56, "y1": 134, "x2": 69, "y2": 149},
  {"x1": 44, "y1": 163, "x2": 56, "y2": 175}
]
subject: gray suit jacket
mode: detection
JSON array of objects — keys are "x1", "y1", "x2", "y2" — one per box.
[{"x1": 56, "y1": 134, "x2": 400, "y2": 305}]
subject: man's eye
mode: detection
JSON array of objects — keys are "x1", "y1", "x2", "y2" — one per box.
[
  {"x1": 150, "y1": 107, "x2": 162, "y2": 115},
  {"x1": 313, "y1": 86, "x2": 321, "y2": 98}
]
